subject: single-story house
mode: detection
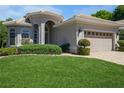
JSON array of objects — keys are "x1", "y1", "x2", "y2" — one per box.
[{"x1": 3, "y1": 11, "x2": 124, "y2": 53}]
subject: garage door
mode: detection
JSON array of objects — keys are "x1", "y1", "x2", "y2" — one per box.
[
  {"x1": 84, "y1": 31, "x2": 113, "y2": 51},
  {"x1": 85, "y1": 38, "x2": 112, "y2": 51}
]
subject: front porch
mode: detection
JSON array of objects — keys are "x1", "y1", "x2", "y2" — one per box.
[{"x1": 33, "y1": 21, "x2": 55, "y2": 45}]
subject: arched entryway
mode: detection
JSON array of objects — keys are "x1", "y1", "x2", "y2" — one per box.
[{"x1": 45, "y1": 21, "x2": 55, "y2": 44}]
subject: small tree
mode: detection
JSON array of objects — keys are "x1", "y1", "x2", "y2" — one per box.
[
  {"x1": 78, "y1": 39, "x2": 90, "y2": 55},
  {"x1": 117, "y1": 40, "x2": 124, "y2": 47},
  {"x1": 78, "y1": 39, "x2": 90, "y2": 48},
  {"x1": 119, "y1": 30, "x2": 124, "y2": 40},
  {"x1": 6, "y1": 17, "x2": 13, "y2": 21},
  {"x1": 117, "y1": 40, "x2": 124, "y2": 51},
  {"x1": 0, "y1": 21, "x2": 8, "y2": 48},
  {"x1": 91, "y1": 10, "x2": 113, "y2": 20},
  {"x1": 60, "y1": 43, "x2": 70, "y2": 52},
  {"x1": 112, "y1": 5, "x2": 124, "y2": 21}
]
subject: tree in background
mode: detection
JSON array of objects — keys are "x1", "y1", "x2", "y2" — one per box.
[
  {"x1": 91, "y1": 10, "x2": 113, "y2": 20},
  {"x1": 119, "y1": 30, "x2": 124, "y2": 40},
  {"x1": 0, "y1": 21, "x2": 8, "y2": 48},
  {"x1": 6, "y1": 17, "x2": 13, "y2": 21},
  {"x1": 112, "y1": 5, "x2": 124, "y2": 21}
]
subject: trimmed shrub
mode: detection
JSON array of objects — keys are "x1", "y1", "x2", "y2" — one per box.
[
  {"x1": 60, "y1": 43, "x2": 70, "y2": 52},
  {"x1": 78, "y1": 39, "x2": 90, "y2": 48},
  {"x1": 117, "y1": 40, "x2": 124, "y2": 51},
  {"x1": 78, "y1": 47, "x2": 90, "y2": 55},
  {"x1": 117, "y1": 40, "x2": 124, "y2": 47},
  {"x1": 18, "y1": 44, "x2": 62, "y2": 54},
  {"x1": 78, "y1": 39, "x2": 90, "y2": 55},
  {"x1": 0, "y1": 48, "x2": 17, "y2": 56}
]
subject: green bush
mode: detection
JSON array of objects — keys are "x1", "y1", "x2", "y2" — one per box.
[
  {"x1": 60, "y1": 43, "x2": 70, "y2": 52},
  {"x1": 0, "y1": 48, "x2": 17, "y2": 56},
  {"x1": 118, "y1": 47, "x2": 124, "y2": 51},
  {"x1": 78, "y1": 39, "x2": 90, "y2": 55},
  {"x1": 117, "y1": 40, "x2": 124, "y2": 51},
  {"x1": 78, "y1": 47, "x2": 90, "y2": 55},
  {"x1": 78, "y1": 39, "x2": 90, "y2": 48},
  {"x1": 117, "y1": 40, "x2": 124, "y2": 47},
  {"x1": 18, "y1": 44, "x2": 62, "y2": 54}
]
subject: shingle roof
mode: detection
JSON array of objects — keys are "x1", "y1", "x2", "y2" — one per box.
[
  {"x1": 115, "y1": 20, "x2": 124, "y2": 27},
  {"x1": 54, "y1": 14, "x2": 121, "y2": 27},
  {"x1": 25, "y1": 11, "x2": 64, "y2": 21},
  {"x1": 3, "y1": 18, "x2": 32, "y2": 27}
]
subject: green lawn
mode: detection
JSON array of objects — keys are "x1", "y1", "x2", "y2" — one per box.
[{"x1": 0, "y1": 55, "x2": 124, "y2": 88}]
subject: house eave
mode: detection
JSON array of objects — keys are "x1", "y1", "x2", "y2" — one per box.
[{"x1": 54, "y1": 15, "x2": 120, "y2": 28}]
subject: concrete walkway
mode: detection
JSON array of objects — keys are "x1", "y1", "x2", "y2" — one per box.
[{"x1": 62, "y1": 51, "x2": 124, "y2": 65}]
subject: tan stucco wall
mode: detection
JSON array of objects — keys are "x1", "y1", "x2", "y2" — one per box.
[
  {"x1": 52, "y1": 23, "x2": 77, "y2": 53},
  {"x1": 52, "y1": 21, "x2": 119, "y2": 53},
  {"x1": 28, "y1": 15, "x2": 62, "y2": 25}
]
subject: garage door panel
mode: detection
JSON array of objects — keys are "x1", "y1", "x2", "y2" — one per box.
[{"x1": 85, "y1": 38, "x2": 112, "y2": 51}]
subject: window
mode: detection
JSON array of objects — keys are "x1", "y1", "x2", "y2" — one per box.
[
  {"x1": 10, "y1": 28, "x2": 15, "y2": 45},
  {"x1": 84, "y1": 31, "x2": 87, "y2": 35},
  {"x1": 96, "y1": 32, "x2": 98, "y2": 36},
  {"x1": 21, "y1": 30, "x2": 30, "y2": 45},
  {"x1": 88, "y1": 32, "x2": 91, "y2": 35},
  {"x1": 92, "y1": 32, "x2": 95, "y2": 35},
  {"x1": 21, "y1": 30, "x2": 30, "y2": 39},
  {"x1": 106, "y1": 33, "x2": 108, "y2": 36},
  {"x1": 103, "y1": 33, "x2": 106, "y2": 36},
  {"x1": 100, "y1": 33, "x2": 102, "y2": 36},
  {"x1": 109, "y1": 33, "x2": 112, "y2": 36}
]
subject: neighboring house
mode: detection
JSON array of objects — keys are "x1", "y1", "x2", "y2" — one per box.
[{"x1": 3, "y1": 11, "x2": 124, "y2": 53}]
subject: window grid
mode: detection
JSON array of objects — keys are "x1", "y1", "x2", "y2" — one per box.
[{"x1": 84, "y1": 31, "x2": 112, "y2": 38}]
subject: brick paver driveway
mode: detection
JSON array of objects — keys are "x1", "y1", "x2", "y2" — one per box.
[
  {"x1": 62, "y1": 51, "x2": 124, "y2": 65},
  {"x1": 90, "y1": 51, "x2": 124, "y2": 65}
]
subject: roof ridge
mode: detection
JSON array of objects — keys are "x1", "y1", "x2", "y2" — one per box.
[{"x1": 75, "y1": 14, "x2": 115, "y2": 23}]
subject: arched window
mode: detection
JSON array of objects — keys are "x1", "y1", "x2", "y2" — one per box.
[
  {"x1": 45, "y1": 25, "x2": 49, "y2": 44},
  {"x1": 45, "y1": 21, "x2": 55, "y2": 44},
  {"x1": 10, "y1": 28, "x2": 15, "y2": 45}
]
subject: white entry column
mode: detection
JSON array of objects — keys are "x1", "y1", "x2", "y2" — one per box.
[
  {"x1": 16, "y1": 30, "x2": 21, "y2": 46},
  {"x1": 77, "y1": 29, "x2": 84, "y2": 44},
  {"x1": 112, "y1": 33, "x2": 116, "y2": 50},
  {"x1": 39, "y1": 23, "x2": 45, "y2": 44}
]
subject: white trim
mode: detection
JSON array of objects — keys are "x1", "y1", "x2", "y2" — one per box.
[{"x1": 119, "y1": 27, "x2": 124, "y2": 30}]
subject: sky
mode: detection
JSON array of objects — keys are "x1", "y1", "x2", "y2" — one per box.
[{"x1": 0, "y1": 5, "x2": 117, "y2": 21}]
